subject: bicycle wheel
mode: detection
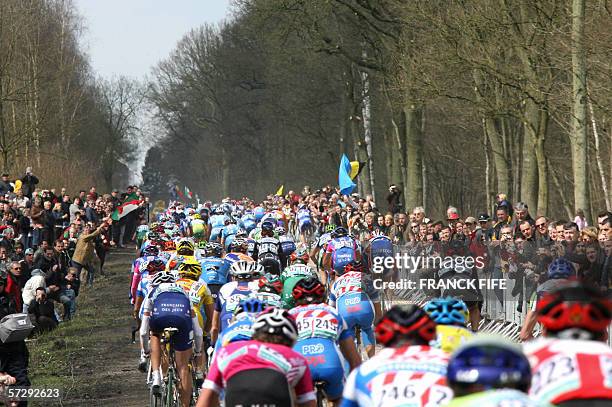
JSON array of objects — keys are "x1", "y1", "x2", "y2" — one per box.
[
  {"x1": 164, "y1": 367, "x2": 176, "y2": 407},
  {"x1": 150, "y1": 388, "x2": 162, "y2": 407}
]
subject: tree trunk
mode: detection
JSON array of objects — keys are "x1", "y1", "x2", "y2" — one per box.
[
  {"x1": 587, "y1": 96, "x2": 611, "y2": 210},
  {"x1": 521, "y1": 99, "x2": 540, "y2": 213},
  {"x1": 570, "y1": 0, "x2": 590, "y2": 220},
  {"x1": 221, "y1": 144, "x2": 230, "y2": 198},
  {"x1": 360, "y1": 65, "x2": 376, "y2": 203},
  {"x1": 404, "y1": 102, "x2": 423, "y2": 211}
]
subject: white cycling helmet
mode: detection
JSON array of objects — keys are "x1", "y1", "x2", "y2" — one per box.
[
  {"x1": 150, "y1": 270, "x2": 176, "y2": 286},
  {"x1": 252, "y1": 307, "x2": 298, "y2": 343},
  {"x1": 230, "y1": 260, "x2": 263, "y2": 279}
]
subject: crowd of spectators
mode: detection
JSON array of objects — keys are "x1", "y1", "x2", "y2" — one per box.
[{"x1": 0, "y1": 167, "x2": 148, "y2": 405}]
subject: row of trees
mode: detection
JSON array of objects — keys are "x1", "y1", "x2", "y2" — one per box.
[
  {"x1": 0, "y1": 0, "x2": 143, "y2": 191},
  {"x1": 142, "y1": 0, "x2": 611, "y2": 221}
]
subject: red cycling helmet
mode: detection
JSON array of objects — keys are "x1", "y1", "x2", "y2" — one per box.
[
  {"x1": 343, "y1": 260, "x2": 364, "y2": 274},
  {"x1": 537, "y1": 282, "x2": 612, "y2": 336},
  {"x1": 292, "y1": 277, "x2": 325, "y2": 302},
  {"x1": 146, "y1": 259, "x2": 166, "y2": 274},
  {"x1": 375, "y1": 304, "x2": 436, "y2": 347},
  {"x1": 290, "y1": 251, "x2": 310, "y2": 264}
]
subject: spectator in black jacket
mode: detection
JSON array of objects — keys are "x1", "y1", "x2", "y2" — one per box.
[
  {"x1": 20, "y1": 167, "x2": 39, "y2": 199},
  {"x1": 34, "y1": 247, "x2": 58, "y2": 275},
  {"x1": 0, "y1": 174, "x2": 13, "y2": 196},
  {"x1": 386, "y1": 184, "x2": 402, "y2": 214},
  {"x1": 27, "y1": 287, "x2": 58, "y2": 334}
]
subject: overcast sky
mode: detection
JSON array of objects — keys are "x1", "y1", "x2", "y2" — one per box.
[{"x1": 75, "y1": 0, "x2": 231, "y2": 79}]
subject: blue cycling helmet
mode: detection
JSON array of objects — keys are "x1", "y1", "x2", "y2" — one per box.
[
  {"x1": 447, "y1": 336, "x2": 531, "y2": 393},
  {"x1": 331, "y1": 226, "x2": 348, "y2": 238},
  {"x1": 547, "y1": 258, "x2": 574, "y2": 280},
  {"x1": 234, "y1": 297, "x2": 267, "y2": 315},
  {"x1": 254, "y1": 206, "x2": 265, "y2": 221},
  {"x1": 142, "y1": 245, "x2": 160, "y2": 257},
  {"x1": 423, "y1": 297, "x2": 468, "y2": 326}
]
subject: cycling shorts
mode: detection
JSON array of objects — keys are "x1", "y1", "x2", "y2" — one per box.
[
  {"x1": 337, "y1": 293, "x2": 375, "y2": 347},
  {"x1": 207, "y1": 283, "x2": 223, "y2": 301},
  {"x1": 150, "y1": 313, "x2": 193, "y2": 351},
  {"x1": 210, "y1": 227, "x2": 222, "y2": 242},
  {"x1": 225, "y1": 368, "x2": 292, "y2": 407},
  {"x1": 295, "y1": 338, "x2": 344, "y2": 400}
]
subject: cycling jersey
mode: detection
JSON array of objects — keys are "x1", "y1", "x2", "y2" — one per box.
[
  {"x1": 279, "y1": 235, "x2": 296, "y2": 258},
  {"x1": 143, "y1": 283, "x2": 196, "y2": 352},
  {"x1": 203, "y1": 340, "x2": 316, "y2": 404},
  {"x1": 199, "y1": 257, "x2": 231, "y2": 286},
  {"x1": 176, "y1": 278, "x2": 214, "y2": 329},
  {"x1": 316, "y1": 232, "x2": 333, "y2": 267},
  {"x1": 290, "y1": 303, "x2": 353, "y2": 399},
  {"x1": 223, "y1": 252, "x2": 254, "y2": 265},
  {"x1": 367, "y1": 235, "x2": 393, "y2": 275},
  {"x1": 326, "y1": 236, "x2": 359, "y2": 274},
  {"x1": 447, "y1": 389, "x2": 541, "y2": 407},
  {"x1": 431, "y1": 325, "x2": 473, "y2": 354},
  {"x1": 215, "y1": 281, "x2": 259, "y2": 331},
  {"x1": 222, "y1": 224, "x2": 240, "y2": 251},
  {"x1": 523, "y1": 337, "x2": 612, "y2": 404},
  {"x1": 130, "y1": 255, "x2": 163, "y2": 303},
  {"x1": 240, "y1": 213, "x2": 257, "y2": 233},
  {"x1": 214, "y1": 313, "x2": 255, "y2": 351},
  {"x1": 254, "y1": 236, "x2": 283, "y2": 261},
  {"x1": 297, "y1": 208, "x2": 313, "y2": 232},
  {"x1": 208, "y1": 214, "x2": 227, "y2": 241},
  {"x1": 341, "y1": 345, "x2": 452, "y2": 407},
  {"x1": 190, "y1": 218, "x2": 206, "y2": 237},
  {"x1": 255, "y1": 291, "x2": 283, "y2": 308},
  {"x1": 329, "y1": 271, "x2": 377, "y2": 347}
]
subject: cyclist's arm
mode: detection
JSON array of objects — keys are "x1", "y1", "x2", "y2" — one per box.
[
  {"x1": 192, "y1": 314, "x2": 203, "y2": 354},
  {"x1": 210, "y1": 310, "x2": 220, "y2": 344},
  {"x1": 203, "y1": 302, "x2": 214, "y2": 334},
  {"x1": 132, "y1": 295, "x2": 144, "y2": 320},
  {"x1": 519, "y1": 309, "x2": 538, "y2": 341},
  {"x1": 140, "y1": 311, "x2": 151, "y2": 353},
  {"x1": 195, "y1": 388, "x2": 218, "y2": 407},
  {"x1": 339, "y1": 336, "x2": 361, "y2": 371}
]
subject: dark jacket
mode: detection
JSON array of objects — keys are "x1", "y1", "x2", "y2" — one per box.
[
  {"x1": 21, "y1": 174, "x2": 39, "y2": 198},
  {"x1": 27, "y1": 298, "x2": 57, "y2": 321}
]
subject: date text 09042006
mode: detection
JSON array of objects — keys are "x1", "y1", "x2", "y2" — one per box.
[{"x1": 1, "y1": 387, "x2": 61, "y2": 400}]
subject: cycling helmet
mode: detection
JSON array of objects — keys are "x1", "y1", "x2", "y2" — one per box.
[
  {"x1": 447, "y1": 336, "x2": 531, "y2": 393},
  {"x1": 375, "y1": 304, "x2": 436, "y2": 347},
  {"x1": 259, "y1": 282, "x2": 281, "y2": 295},
  {"x1": 192, "y1": 213, "x2": 202, "y2": 220},
  {"x1": 261, "y1": 221, "x2": 275, "y2": 236},
  {"x1": 331, "y1": 226, "x2": 348, "y2": 238},
  {"x1": 324, "y1": 223, "x2": 336, "y2": 233},
  {"x1": 205, "y1": 242, "x2": 223, "y2": 257},
  {"x1": 537, "y1": 282, "x2": 612, "y2": 338},
  {"x1": 290, "y1": 249, "x2": 310, "y2": 265},
  {"x1": 147, "y1": 232, "x2": 160, "y2": 241},
  {"x1": 142, "y1": 245, "x2": 160, "y2": 257},
  {"x1": 176, "y1": 238, "x2": 195, "y2": 255},
  {"x1": 230, "y1": 237, "x2": 248, "y2": 253},
  {"x1": 258, "y1": 253, "x2": 281, "y2": 275},
  {"x1": 258, "y1": 273, "x2": 283, "y2": 293},
  {"x1": 177, "y1": 259, "x2": 202, "y2": 280},
  {"x1": 145, "y1": 258, "x2": 166, "y2": 274},
  {"x1": 252, "y1": 307, "x2": 298, "y2": 343},
  {"x1": 234, "y1": 297, "x2": 267, "y2": 315},
  {"x1": 150, "y1": 270, "x2": 176, "y2": 286},
  {"x1": 197, "y1": 240, "x2": 207, "y2": 250},
  {"x1": 343, "y1": 260, "x2": 364, "y2": 274},
  {"x1": 292, "y1": 277, "x2": 325, "y2": 303},
  {"x1": 275, "y1": 226, "x2": 286, "y2": 236},
  {"x1": 164, "y1": 240, "x2": 176, "y2": 251},
  {"x1": 370, "y1": 229, "x2": 386, "y2": 238},
  {"x1": 230, "y1": 260, "x2": 260, "y2": 279},
  {"x1": 235, "y1": 228, "x2": 247, "y2": 238},
  {"x1": 423, "y1": 297, "x2": 468, "y2": 326},
  {"x1": 547, "y1": 257, "x2": 575, "y2": 279}
]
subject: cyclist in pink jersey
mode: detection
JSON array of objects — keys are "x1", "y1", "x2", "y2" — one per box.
[{"x1": 197, "y1": 307, "x2": 316, "y2": 407}]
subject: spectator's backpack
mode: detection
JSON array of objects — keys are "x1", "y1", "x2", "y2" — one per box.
[{"x1": 0, "y1": 313, "x2": 34, "y2": 343}]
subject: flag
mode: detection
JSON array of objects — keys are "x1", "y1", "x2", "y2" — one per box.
[
  {"x1": 175, "y1": 185, "x2": 184, "y2": 199},
  {"x1": 112, "y1": 198, "x2": 141, "y2": 221},
  {"x1": 338, "y1": 154, "x2": 356, "y2": 195},
  {"x1": 349, "y1": 161, "x2": 365, "y2": 180},
  {"x1": 184, "y1": 186, "x2": 193, "y2": 199},
  {"x1": 275, "y1": 185, "x2": 284, "y2": 196},
  {"x1": 123, "y1": 192, "x2": 139, "y2": 202}
]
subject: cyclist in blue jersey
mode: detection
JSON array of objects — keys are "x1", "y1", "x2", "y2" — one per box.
[
  {"x1": 277, "y1": 226, "x2": 296, "y2": 268},
  {"x1": 221, "y1": 222, "x2": 240, "y2": 252},
  {"x1": 329, "y1": 261, "x2": 378, "y2": 357},
  {"x1": 213, "y1": 297, "x2": 266, "y2": 352},
  {"x1": 364, "y1": 229, "x2": 393, "y2": 277},
  {"x1": 140, "y1": 270, "x2": 203, "y2": 407},
  {"x1": 322, "y1": 227, "x2": 360, "y2": 287},
  {"x1": 240, "y1": 212, "x2": 257, "y2": 233},
  {"x1": 208, "y1": 207, "x2": 227, "y2": 242},
  {"x1": 211, "y1": 260, "x2": 261, "y2": 344},
  {"x1": 290, "y1": 277, "x2": 362, "y2": 404},
  {"x1": 296, "y1": 205, "x2": 314, "y2": 243},
  {"x1": 198, "y1": 242, "x2": 231, "y2": 301}
]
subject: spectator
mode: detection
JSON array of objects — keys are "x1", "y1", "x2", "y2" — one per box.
[
  {"x1": 5, "y1": 261, "x2": 24, "y2": 312},
  {"x1": 27, "y1": 287, "x2": 58, "y2": 334},
  {"x1": 0, "y1": 273, "x2": 30, "y2": 392},
  {"x1": 534, "y1": 216, "x2": 550, "y2": 245},
  {"x1": 573, "y1": 208, "x2": 588, "y2": 231},
  {"x1": 57, "y1": 270, "x2": 77, "y2": 320},
  {"x1": 0, "y1": 174, "x2": 12, "y2": 195},
  {"x1": 22, "y1": 268, "x2": 46, "y2": 314},
  {"x1": 34, "y1": 246, "x2": 58, "y2": 275},
  {"x1": 72, "y1": 219, "x2": 110, "y2": 287},
  {"x1": 388, "y1": 212, "x2": 409, "y2": 245},
  {"x1": 386, "y1": 184, "x2": 402, "y2": 214},
  {"x1": 20, "y1": 167, "x2": 39, "y2": 199},
  {"x1": 492, "y1": 206, "x2": 511, "y2": 240},
  {"x1": 69, "y1": 197, "x2": 81, "y2": 224}
]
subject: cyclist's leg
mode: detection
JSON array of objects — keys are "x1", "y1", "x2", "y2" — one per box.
[
  {"x1": 175, "y1": 349, "x2": 193, "y2": 407},
  {"x1": 149, "y1": 334, "x2": 162, "y2": 392}
]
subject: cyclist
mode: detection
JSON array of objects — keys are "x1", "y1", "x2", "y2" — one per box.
[
  {"x1": 523, "y1": 282, "x2": 612, "y2": 406},
  {"x1": 310, "y1": 223, "x2": 336, "y2": 273},
  {"x1": 211, "y1": 260, "x2": 261, "y2": 343},
  {"x1": 221, "y1": 220, "x2": 240, "y2": 252},
  {"x1": 290, "y1": 277, "x2": 362, "y2": 404},
  {"x1": 130, "y1": 244, "x2": 160, "y2": 304},
  {"x1": 224, "y1": 237, "x2": 253, "y2": 264},
  {"x1": 208, "y1": 207, "x2": 227, "y2": 242},
  {"x1": 277, "y1": 226, "x2": 296, "y2": 268},
  {"x1": 240, "y1": 210, "x2": 257, "y2": 233},
  {"x1": 198, "y1": 308, "x2": 316, "y2": 407},
  {"x1": 296, "y1": 204, "x2": 314, "y2": 243},
  {"x1": 446, "y1": 336, "x2": 536, "y2": 406},
  {"x1": 189, "y1": 213, "x2": 208, "y2": 240},
  {"x1": 256, "y1": 282, "x2": 283, "y2": 308},
  {"x1": 133, "y1": 257, "x2": 166, "y2": 372},
  {"x1": 329, "y1": 261, "x2": 377, "y2": 357},
  {"x1": 322, "y1": 226, "x2": 360, "y2": 287},
  {"x1": 364, "y1": 229, "x2": 393, "y2": 277},
  {"x1": 254, "y1": 221, "x2": 285, "y2": 275},
  {"x1": 423, "y1": 297, "x2": 473, "y2": 353},
  {"x1": 199, "y1": 242, "x2": 231, "y2": 300},
  {"x1": 140, "y1": 270, "x2": 203, "y2": 407},
  {"x1": 280, "y1": 263, "x2": 317, "y2": 309},
  {"x1": 135, "y1": 220, "x2": 149, "y2": 250},
  {"x1": 291, "y1": 243, "x2": 311, "y2": 266},
  {"x1": 341, "y1": 304, "x2": 452, "y2": 407}
]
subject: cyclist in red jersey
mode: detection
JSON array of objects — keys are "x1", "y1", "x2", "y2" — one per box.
[
  {"x1": 197, "y1": 307, "x2": 316, "y2": 407},
  {"x1": 523, "y1": 282, "x2": 612, "y2": 406}
]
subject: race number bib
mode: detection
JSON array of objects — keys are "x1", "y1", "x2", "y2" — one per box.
[{"x1": 530, "y1": 354, "x2": 579, "y2": 398}]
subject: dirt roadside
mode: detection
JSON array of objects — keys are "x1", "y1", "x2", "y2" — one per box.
[{"x1": 28, "y1": 248, "x2": 149, "y2": 407}]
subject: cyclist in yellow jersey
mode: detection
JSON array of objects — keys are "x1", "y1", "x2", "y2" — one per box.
[
  {"x1": 167, "y1": 238, "x2": 197, "y2": 270},
  {"x1": 175, "y1": 259, "x2": 214, "y2": 385}
]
